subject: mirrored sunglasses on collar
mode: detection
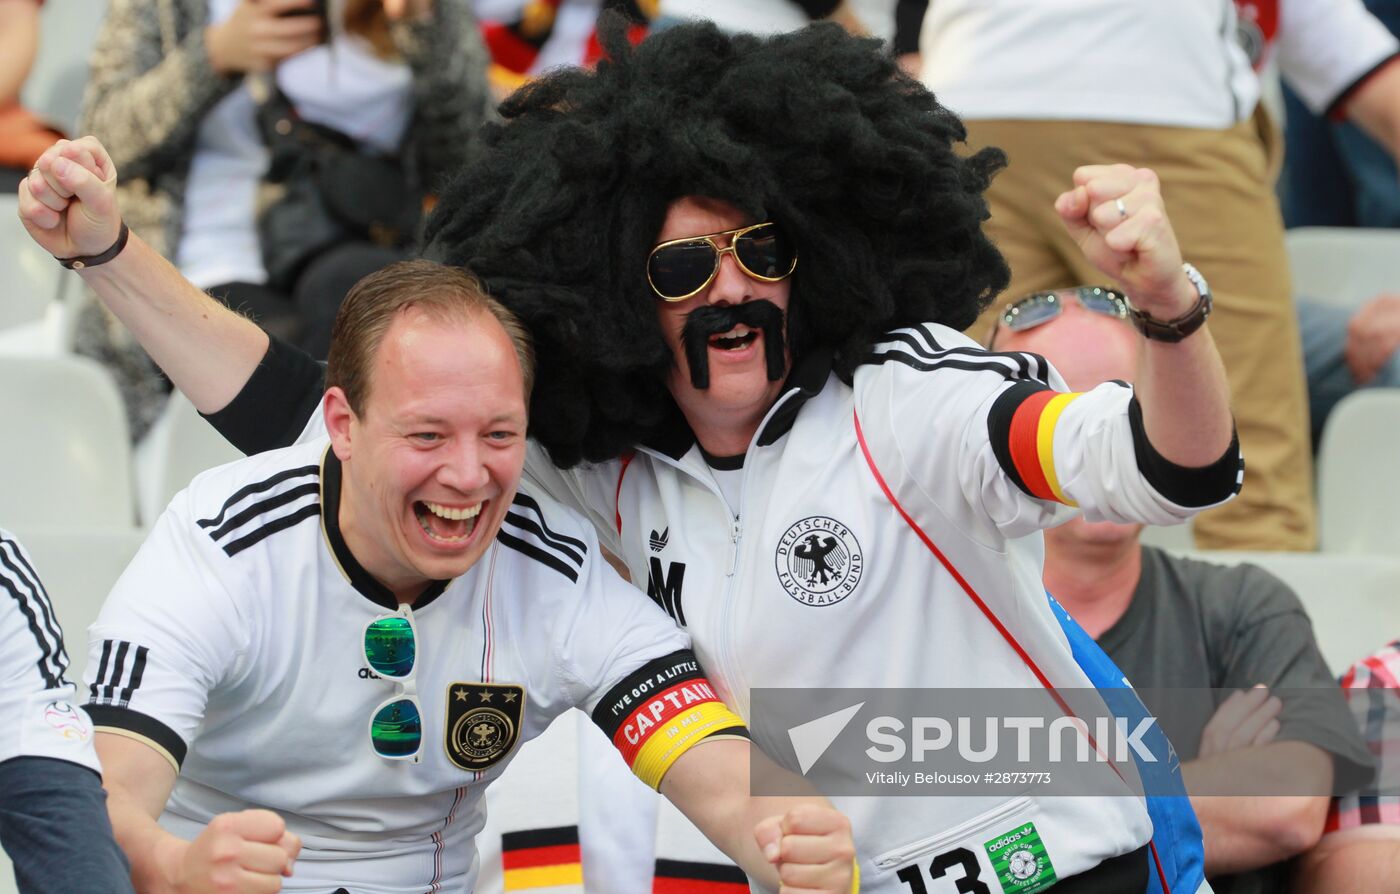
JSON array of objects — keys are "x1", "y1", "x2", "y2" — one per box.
[
  {"x1": 999, "y1": 285, "x2": 1130, "y2": 332},
  {"x1": 365, "y1": 604, "x2": 422, "y2": 762},
  {"x1": 647, "y1": 221, "x2": 798, "y2": 302}
]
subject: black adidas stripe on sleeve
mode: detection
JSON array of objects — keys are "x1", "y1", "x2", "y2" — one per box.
[
  {"x1": 863, "y1": 325, "x2": 1052, "y2": 385},
  {"x1": 0, "y1": 534, "x2": 69, "y2": 689},
  {"x1": 197, "y1": 466, "x2": 322, "y2": 557},
  {"x1": 88, "y1": 639, "x2": 150, "y2": 708},
  {"x1": 496, "y1": 493, "x2": 588, "y2": 583}
]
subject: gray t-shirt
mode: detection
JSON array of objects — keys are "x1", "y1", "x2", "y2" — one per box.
[{"x1": 1093, "y1": 547, "x2": 1374, "y2": 894}]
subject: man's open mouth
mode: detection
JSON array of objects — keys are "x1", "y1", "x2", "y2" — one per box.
[
  {"x1": 709, "y1": 325, "x2": 760, "y2": 351},
  {"x1": 413, "y1": 500, "x2": 483, "y2": 543}
]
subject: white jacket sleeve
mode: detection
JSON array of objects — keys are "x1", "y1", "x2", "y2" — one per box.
[{"x1": 862, "y1": 324, "x2": 1242, "y2": 544}]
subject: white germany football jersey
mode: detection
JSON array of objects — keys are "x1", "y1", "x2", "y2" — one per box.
[{"x1": 83, "y1": 439, "x2": 742, "y2": 894}]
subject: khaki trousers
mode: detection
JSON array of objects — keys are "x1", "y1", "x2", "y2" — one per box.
[{"x1": 964, "y1": 115, "x2": 1315, "y2": 550}]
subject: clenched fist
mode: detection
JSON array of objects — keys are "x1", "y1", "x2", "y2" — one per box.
[
  {"x1": 753, "y1": 803, "x2": 857, "y2": 894},
  {"x1": 16, "y1": 136, "x2": 121, "y2": 260}
]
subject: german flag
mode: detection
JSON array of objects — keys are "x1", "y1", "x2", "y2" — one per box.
[
  {"x1": 502, "y1": 826, "x2": 583, "y2": 892},
  {"x1": 652, "y1": 858, "x2": 749, "y2": 894},
  {"x1": 989, "y1": 381, "x2": 1083, "y2": 506}
]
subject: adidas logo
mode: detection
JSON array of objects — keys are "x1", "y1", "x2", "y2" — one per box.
[{"x1": 649, "y1": 527, "x2": 669, "y2": 552}]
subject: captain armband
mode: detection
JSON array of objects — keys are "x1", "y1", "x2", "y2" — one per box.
[{"x1": 591, "y1": 649, "x2": 748, "y2": 790}]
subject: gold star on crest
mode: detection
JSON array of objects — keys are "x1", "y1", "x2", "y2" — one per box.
[
  {"x1": 455, "y1": 689, "x2": 469, "y2": 702},
  {"x1": 503, "y1": 691, "x2": 518, "y2": 703},
  {"x1": 479, "y1": 690, "x2": 494, "y2": 703}
]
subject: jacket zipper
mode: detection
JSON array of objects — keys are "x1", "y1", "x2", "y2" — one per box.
[{"x1": 638, "y1": 386, "x2": 806, "y2": 721}]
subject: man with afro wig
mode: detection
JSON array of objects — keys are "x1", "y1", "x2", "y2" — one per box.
[{"x1": 21, "y1": 18, "x2": 1241, "y2": 893}]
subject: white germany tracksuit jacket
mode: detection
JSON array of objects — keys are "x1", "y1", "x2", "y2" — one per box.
[{"x1": 526, "y1": 322, "x2": 1242, "y2": 892}]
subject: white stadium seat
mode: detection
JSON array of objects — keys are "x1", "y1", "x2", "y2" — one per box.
[
  {"x1": 0, "y1": 197, "x2": 72, "y2": 335},
  {"x1": 1175, "y1": 550, "x2": 1400, "y2": 676},
  {"x1": 134, "y1": 393, "x2": 244, "y2": 526},
  {"x1": 1316, "y1": 390, "x2": 1400, "y2": 556},
  {"x1": 1286, "y1": 226, "x2": 1400, "y2": 310},
  {"x1": 0, "y1": 354, "x2": 137, "y2": 527}
]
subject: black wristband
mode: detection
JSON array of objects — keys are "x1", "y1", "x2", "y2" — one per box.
[{"x1": 56, "y1": 221, "x2": 130, "y2": 270}]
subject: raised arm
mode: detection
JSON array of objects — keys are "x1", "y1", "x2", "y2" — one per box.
[
  {"x1": 17, "y1": 136, "x2": 269, "y2": 415},
  {"x1": 1055, "y1": 164, "x2": 1234, "y2": 469}
]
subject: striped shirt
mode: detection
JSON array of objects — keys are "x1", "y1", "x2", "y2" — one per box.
[{"x1": 1327, "y1": 642, "x2": 1400, "y2": 831}]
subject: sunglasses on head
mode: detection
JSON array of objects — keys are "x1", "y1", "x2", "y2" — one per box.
[
  {"x1": 998, "y1": 286, "x2": 1131, "y2": 333},
  {"x1": 365, "y1": 604, "x2": 422, "y2": 762},
  {"x1": 646, "y1": 221, "x2": 798, "y2": 302}
]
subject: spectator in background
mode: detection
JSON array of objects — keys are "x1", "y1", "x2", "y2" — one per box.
[
  {"x1": 476, "y1": 0, "x2": 652, "y2": 97},
  {"x1": 918, "y1": 0, "x2": 1400, "y2": 553},
  {"x1": 0, "y1": 529, "x2": 133, "y2": 894},
  {"x1": 0, "y1": 0, "x2": 64, "y2": 191},
  {"x1": 1298, "y1": 293, "x2": 1400, "y2": 448},
  {"x1": 1294, "y1": 641, "x2": 1400, "y2": 894},
  {"x1": 1275, "y1": 0, "x2": 1400, "y2": 230},
  {"x1": 651, "y1": 0, "x2": 870, "y2": 35},
  {"x1": 1268, "y1": 0, "x2": 1400, "y2": 447},
  {"x1": 77, "y1": 0, "x2": 494, "y2": 438},
  {"x1": 990, "y1": 290, "x2": 1374, "y2": 894}
]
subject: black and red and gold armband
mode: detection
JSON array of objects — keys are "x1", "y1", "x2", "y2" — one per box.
[
  {"x1": 591, "y1": 649, "x2": 748, "y2": 790},
  {"x1": 987, "y1": 380, "x2": 1089, "y2": 505}
]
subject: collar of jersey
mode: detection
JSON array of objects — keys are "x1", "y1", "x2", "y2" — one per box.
[
  {"x1": 639, "y1": 345, "x2": 834, "y2": 461},
  {"x1": 320, "y1": 447, "x2": 451, "y2": 611}
]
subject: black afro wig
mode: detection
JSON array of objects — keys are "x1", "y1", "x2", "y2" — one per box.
[{"x1": 425, "y1": 16, "x2": 1009, "y2": 467}]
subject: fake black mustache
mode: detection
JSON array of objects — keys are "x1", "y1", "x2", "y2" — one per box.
[{"x1": 680, "y1": 300, "x2": 787, "y2": 390}]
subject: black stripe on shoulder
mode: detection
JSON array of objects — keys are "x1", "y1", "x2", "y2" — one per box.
[
  {"x1": 86, "y1": 705, "x2": 188, "y2": 768},
  {"x1": 893, "y1": 326, "x2": 1047, "y2": 383},
  {"x1": 503, "y1": 511, "x2": 586, "y2": 567},
  {"x1": 0, "y1": 543, "x2": 67, "y2": 690},
  {"x1": 510, "y1": 493, "x2": 589, "y2": 554},
  {"x1": 1128, "y1": 396, "x2": 1245, "y2": 507},
  {"x1": 221, "y1": 502, "x2": 322, "y2": 557},
  {"x1": 987, "y1": 380, "x2": 1054, "y2": 498},
  {"x1": 501, "y1": 825, "x2": 579, "y2": 851},
  {"x1": 207, "y1": 482, "x2": 321, "y2": 542},
  {"x1": 864, "y1": 349, "x2": 1049, "y2": 384},
  {"x1": 496, "y1": 530, "x2": 579, "y2": 583},
  {"x1": 196, "y1": 465, "x2": 320, "y2": 530}
]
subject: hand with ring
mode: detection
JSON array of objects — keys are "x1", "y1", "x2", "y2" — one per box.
[
  {"x1": 16, "y1": 136, "x2": 122, "y2": 261},
  {"x1": 1053, "y1": 164, "x2": 1198, "y2": 320}
]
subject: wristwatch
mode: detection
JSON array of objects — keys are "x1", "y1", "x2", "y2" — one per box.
[{"x1": 1128, "y1": 263, "x2": 1212, "y2": 343}]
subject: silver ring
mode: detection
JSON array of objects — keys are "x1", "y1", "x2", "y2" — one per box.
[{"x1": 1114, "y1": 197, "x2": 1128, "y2": 220}]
